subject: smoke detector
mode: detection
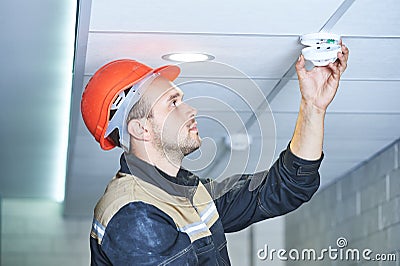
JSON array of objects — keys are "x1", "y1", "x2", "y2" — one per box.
[
  {"x1": 224, "y1": 134, "x2": 252, "y2": 151},
  {"x1": 300, "y1": 32, "x2": 341, "y2": 66}
]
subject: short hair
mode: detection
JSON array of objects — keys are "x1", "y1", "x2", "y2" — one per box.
[{"x1": 108, "y1": 92, "x2": 153, "y2": 147}]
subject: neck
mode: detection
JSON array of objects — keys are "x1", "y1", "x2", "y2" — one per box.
[
  {"x1": 131, "y1": 144, "x2": 182, "y2": 177},
  {"x1": 153, "y1": 155, "x2": 181, "y2": 177}
]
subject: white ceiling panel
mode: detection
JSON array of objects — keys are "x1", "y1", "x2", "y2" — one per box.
[
  {"x1": 82, "y1": 73, "x2": 278, "y2": 90},
  {"x1": 249, "y1": 138, "x2": 391, "y2": 165},
  {"x1": 70, "y1": 135, "x2": 119, "y2": 159},
  {"x1": 90, "y1": 0, "x2": 343, "y2": 34},
  {"x1": 178, "y1": 78, "x2": 278, "y2": 112},
  {"x1": 270, "y1": 80, "x2": 400, "y2": 113},
  {"x1": 85, "y1": 33, "x2": 301, "y2": 78},
  {"x1": 68, "y1": 151, "x2": 120, "y2": 180},
  {"x1": 322, "y1": 139, "x2": 393, "y2": 162},
  {"x1": 198, "y1": 136, "x2": 353, "y2": 181},
  {"x1": 76, "y1": 115, "x2": 92, "y2": 137},
  {"x1": 192, "y1": 138, "x2": 279, "y2": 180},
  {"x1": 65, "y1": 136, "x2": 121, "y2": 216},
  {"x1": 247, "y1": 111, "x2": 294, "y2": 139},
  {"x1": 332, "y1": 0, "x2": 400, "y2": 36},
  {"x1": 340, "y1": 38, "x2": 400, "y2": 79},
  {"x1": 270, "y1": 113, "x2": 400, "y2": 141},
  {"x1": 191, "y1": 141, "x2": 354, "y2": 188},
  {"x1": 250, "y1": 138, "x2": 289, "y2": 161},
  {"x1": 199, "y1": 138, "x2": 301, "y2": 177},
  {"x1": 244, "y1": 138, "x2": 284, "y2": 174},
  {"x1": 194, "y1": 111, "x2": 253, "y2": 138},
  {"x1": 251, "y1": 110, "x2": 400, "y2": 145},
  {"x1": 324, "y1": 113, "x2": 400, "y2": 141}
]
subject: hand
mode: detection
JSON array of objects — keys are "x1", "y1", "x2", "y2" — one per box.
[{"x1": 295, "y1": 42, "x2": 349, "y2": 112}]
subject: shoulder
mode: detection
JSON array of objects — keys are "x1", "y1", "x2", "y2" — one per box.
[
  {"x1": 101, "y1": 201, "x2": 196, "y2": 264},
  {"x1": 105, "y1": 201, "x2": 178, "y2": 249}
]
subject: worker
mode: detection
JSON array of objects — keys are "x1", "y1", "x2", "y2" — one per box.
[{"x1": 81, "y1": 43, "x2": 349, "y2": 265}]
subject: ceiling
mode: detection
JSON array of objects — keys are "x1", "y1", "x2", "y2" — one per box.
[{"x1": 1, "y1": 0, "x2": 399, "y2": 217}]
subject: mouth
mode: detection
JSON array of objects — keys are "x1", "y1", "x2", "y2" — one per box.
[{"x1": 188, "y1": 121, "x2": 198, "y2": 132}]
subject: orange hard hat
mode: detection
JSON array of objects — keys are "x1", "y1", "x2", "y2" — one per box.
[{"x1": 81, "y1": 59, "x2": 180, "y2": 150}]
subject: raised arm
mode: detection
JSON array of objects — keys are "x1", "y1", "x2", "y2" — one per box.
[
  {"x1": 290, "y1": 43, "x2": 349, "y2": 160},
  {"x1": 211, "y1": 44, "x2": 349, "y2": 232}
]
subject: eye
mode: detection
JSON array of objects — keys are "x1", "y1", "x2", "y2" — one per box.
[{"x1": 171, "y1": 100, "x2": 178, "y2": 107}]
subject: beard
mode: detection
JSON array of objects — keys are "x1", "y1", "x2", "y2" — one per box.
[
  {"x1": 179, "y1": 134, "x2": 201, "y2": 156},
  {"x1": 151, "y1": 121, "x2": 201, "y2": 162}
]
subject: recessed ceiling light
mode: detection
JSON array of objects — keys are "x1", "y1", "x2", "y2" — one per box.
[{"x1": 162, "y1": 52, "x2": 215, "y2": 62}]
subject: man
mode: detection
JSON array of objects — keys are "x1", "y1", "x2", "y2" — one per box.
[{"x1": 81, "y1": 44, "x2": 349, "y2": 265}]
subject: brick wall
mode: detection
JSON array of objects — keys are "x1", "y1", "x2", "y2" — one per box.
[
  {"x1": 227, "y1": 216, "x2": 285, "y2": 266},
  {"x1": 285, "y1": 139, "x2": 400, "y2": 266}
]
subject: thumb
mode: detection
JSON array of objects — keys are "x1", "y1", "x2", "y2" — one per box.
[{"x1": 295, "y1": 54, "x2": 307, "y2": 79}]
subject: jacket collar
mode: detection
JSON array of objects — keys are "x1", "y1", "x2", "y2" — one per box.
[{"x1": 119, "y1": 153, "x2": 199, "y2": 199}]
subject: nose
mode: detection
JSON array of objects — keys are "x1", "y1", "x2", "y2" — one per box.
[
  {"x1": 190, "y1": 105, "x2": 197, "y2": 117},
  {"x1": 182, "y1": 102, "x2": 197, "y2": 118}
]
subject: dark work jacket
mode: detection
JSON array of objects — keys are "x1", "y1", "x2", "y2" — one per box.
[{"x1": 90, "y1": 144, "x2": 322, "y2": 265}]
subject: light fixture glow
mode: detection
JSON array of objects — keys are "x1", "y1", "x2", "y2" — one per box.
[
  {"x1": 54, "y1": 0, "x2": 78, "y2": 203},
  {"x1": 162, "y1": 53, "x2": 215, "y2": 62}
]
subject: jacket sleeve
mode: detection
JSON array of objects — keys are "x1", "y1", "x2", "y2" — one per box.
[
  {"x1": 96, "y1": 202, "x2": 198, "y2": 266},
  {"x1": 210, "y1": 143, "x2": 322, "y2": 233}
]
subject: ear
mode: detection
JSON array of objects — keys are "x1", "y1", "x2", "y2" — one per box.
[{"x1": 127, "y1": 119, "x2": 151, "y2": 141}]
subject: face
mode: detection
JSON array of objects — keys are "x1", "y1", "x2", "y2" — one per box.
[{"x1": 144, "y1": 76, "x2": 201, "y2": 158}]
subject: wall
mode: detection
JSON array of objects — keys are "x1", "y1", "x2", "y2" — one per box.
[
  {"x1": 227, "y1": 216, "x2": 285, "y2": 266},
  {"x1": 285, "y1": 139, "x2": 400, "y2": 266}
]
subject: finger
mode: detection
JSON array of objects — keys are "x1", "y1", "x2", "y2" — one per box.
[
  {"x1": 328, "y1": 62, "x2": 340, "y2": 81},
  {"x1": 337, "y1": 51, "x2": 347, "y2": 73},
  {"x1": 341, "y1": 43, "x2": 349, "y2": 61},
  {"x1": 295, "y1": 54, "x2": 307, "y2": 79},
  {"x1": 333, "y1": 56, "x2": 340, "y2": 67},
  {"x1": 342, "y1": 45, "x2": 350, "y2": 62},
  {"x1": 338, "y1": 44, "x2": 349, "y2": 73}
]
